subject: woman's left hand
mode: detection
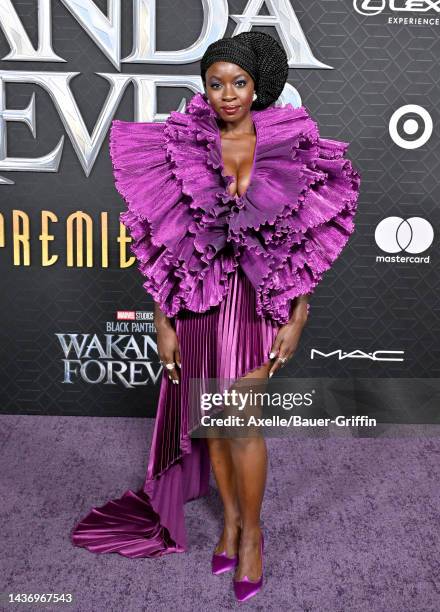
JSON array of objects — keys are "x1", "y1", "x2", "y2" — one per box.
[{"x1": 268, "y1": 302, "x2": 309, "y2": 378}]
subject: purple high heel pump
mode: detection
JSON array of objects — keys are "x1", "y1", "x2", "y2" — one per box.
[
  {"x1": 211, "y1": 548, "x2": 239, "y2": 575},
  {"x1": 233, "y1": 532, "x2": 264, "y2": 602}
]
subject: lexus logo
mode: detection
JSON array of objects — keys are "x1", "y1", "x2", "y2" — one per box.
[
  {"x1": 375, "y1": 217, "x2": 434, "y2": 254},
  {"x1": 354, "y1": 0, "x2": 440, "y2": 16},
  {"x1": 354, "y1": 0, "x2": 386, "y2": 16}
]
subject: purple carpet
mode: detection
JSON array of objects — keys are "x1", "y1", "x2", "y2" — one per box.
[{"x1": 1, "y1": 414, "x2": 439, "y2": 611}]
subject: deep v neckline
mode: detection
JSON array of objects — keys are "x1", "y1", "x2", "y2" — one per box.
[{"x1": 215, "y1": 111, "x2": 258, "y2": 202}]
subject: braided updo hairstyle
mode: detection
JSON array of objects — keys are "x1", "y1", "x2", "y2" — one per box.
[{"x1": 200, "y1": 31, "x2": 289, "y2": 110}]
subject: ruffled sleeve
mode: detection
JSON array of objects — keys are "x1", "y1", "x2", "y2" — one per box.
[
  {"x1": 110, "y1": 120, "x2": 186, "y2": 316},
  {"x1": 274, "y1": 135, "x2": 360, "y2": 322},
  {"x1": 109, "y1": 118, "x2": 237, "y2": 317},
  {"x1": 232, "y1": 104, "x2": 361, "y2": 325}
]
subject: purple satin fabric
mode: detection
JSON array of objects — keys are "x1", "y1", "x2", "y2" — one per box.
[{"x1": 70, "y1": 265, "x2": 279, "y2": 557}]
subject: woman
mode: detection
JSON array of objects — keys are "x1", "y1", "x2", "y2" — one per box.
[{"x1": 71, "y1": 32, "x2": 361, "y2": 602}]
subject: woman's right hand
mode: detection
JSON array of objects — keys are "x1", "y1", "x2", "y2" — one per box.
[{"x1": 155, "y1": 318, "x2": 181, "y2": 384}]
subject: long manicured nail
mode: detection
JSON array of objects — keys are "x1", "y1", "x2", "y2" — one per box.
[
  {"x1": 176, "y1": 361, "x2": 181, "y2": 368},
  {"x1": 269, "y1": 372, "x2": 273, "y2": 378}
]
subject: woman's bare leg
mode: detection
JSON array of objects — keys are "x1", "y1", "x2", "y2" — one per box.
[
  {"x1": 229, "y1": 361, "x2": 271, "y2": 580},
  {"x1": 206, "y1": 436, "x2": 241, "y2": 556}
]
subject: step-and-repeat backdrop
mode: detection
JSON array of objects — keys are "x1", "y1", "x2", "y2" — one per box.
[{"x1": 1, "y1": 1, "x2": 438, "y2": 417}]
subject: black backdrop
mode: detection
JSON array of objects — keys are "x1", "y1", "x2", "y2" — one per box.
[{"x1": 0, "y1": 0, "x2": 438, "y2": 417}]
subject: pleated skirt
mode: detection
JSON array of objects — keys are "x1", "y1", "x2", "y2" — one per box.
[{"x1": 70, "y1": 265, "x2": 280, "y2": 557}]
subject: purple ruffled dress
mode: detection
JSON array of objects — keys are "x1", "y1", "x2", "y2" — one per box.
[{"x1": 70, "y1": 92, "x2": 361, "y2": 557}]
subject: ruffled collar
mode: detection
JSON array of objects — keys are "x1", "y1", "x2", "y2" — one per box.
[
  {"x1": 184, "y1": 92, "x2": 259, "y2": 204},
  {"x1": 163, "y1": 91, "x2": 321, "y2": 241}
]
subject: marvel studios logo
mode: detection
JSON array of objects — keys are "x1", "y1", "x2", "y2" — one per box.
[{"x1": 116, "y1": 311, "x2": 154, "y2": 321}]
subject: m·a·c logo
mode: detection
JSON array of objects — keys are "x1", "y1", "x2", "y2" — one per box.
[
  {"x1": 375, "y1": 217, "x2": 434, "y2": 264},
  {"x1": 310, "y1": 349, "x2": 404, "y2": 362}
]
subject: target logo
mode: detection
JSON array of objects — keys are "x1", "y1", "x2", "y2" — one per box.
[
  {"x1": 389, "y1": 105, "x2": 433, "y2": 149},
  {"x1": 375, "y1": 217, "x2": 434, "y2": 263}
]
